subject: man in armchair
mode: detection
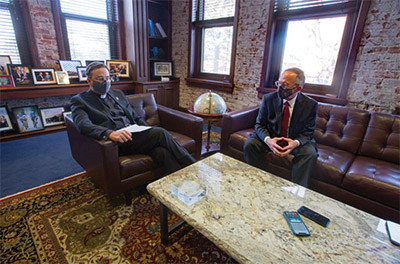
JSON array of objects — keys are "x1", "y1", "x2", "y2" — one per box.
[{"x1": 71, "y1": 62, "x2": 196, "y2": 174}]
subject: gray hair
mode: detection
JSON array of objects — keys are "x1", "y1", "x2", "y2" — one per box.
[
  {"x1": 283, "y1": 67, "x2": 305, "y2": 86},
  {"x1": 86, "y1": 62, "x2": 109, "y2": 79}
]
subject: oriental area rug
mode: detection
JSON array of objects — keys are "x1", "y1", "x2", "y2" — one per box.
[{"x1": 0, "y1": 173, "x2": 235, "y2": 264}]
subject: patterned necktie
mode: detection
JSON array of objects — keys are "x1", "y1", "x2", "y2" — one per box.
[{"x1": 281, "y1": 101, "x2": 290, "y2": 137}]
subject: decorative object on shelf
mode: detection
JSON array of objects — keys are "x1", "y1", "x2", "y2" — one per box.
[
  {"x1": 40, "y1": 107, "x2": 65, "y2": 127},
  {"x1": 55, "y1": 71, "x2": 70, "y2": 85},
  {"x1": 0, "y1": 55, "x2": 11, "y2": 75},
  {"x1": 0, "y1": 75, "x2": 14, "y2": 88},
  {"x1": 76, "y1": 66, "x2": 87, "y2": 82},
  {"x1": 31, "y1": 68, "x2": 57, "y2": 85},
  {"x1": 155, "y1": 22, "x2": 167, "y2": 38},
  {"x1": 111, "y1": 74, "x2": 119, "y2": 82},
  {"x1": 58, "y1": 60, "x2": 81, "y2": 78},
  {"x1": 7, "y1": 64, "x2": 33, "y2": 86},
  {"x1": 11, "y1": 105, "x2": 44, "y2": 133},
  {"x1": 85, "y1": 60, "x2": 104, "y2": 66},
  {"x1": 152, "y1": 46, "x2": 159, "y2": 58},
  {"x1": 106, "y1": 60, "x2": 130, "y2": 78},
  {"x1": 193, "y1": 91, "x2": 227, "y2": 114},
  {"x1": 148, "y1": 18, "x2": 156, "y2": 37},
  {"x1": 151, "y1": 61, "x2": 173, "y2": 80},
  {"x1": 0, "y1": 105, "x2": 14, "y2": 133}
]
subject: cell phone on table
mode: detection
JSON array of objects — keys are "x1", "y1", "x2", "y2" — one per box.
[
  {"x1": 298, "y1": 206, "x2": 330, "y2": 227},
  {"x1": 386, "y1": 220, "x2": 400, "y2": 247},
  {"x1": 283, "y1": 211, "x2": 311, "y2": 236}
]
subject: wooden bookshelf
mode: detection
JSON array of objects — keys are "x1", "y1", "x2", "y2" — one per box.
[{"x1": 0, "y1": 125, "x2": 66, "y2": 142}]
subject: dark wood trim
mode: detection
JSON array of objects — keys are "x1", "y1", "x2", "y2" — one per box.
[
  {"x1": 0, "y1": 80, "x2": 135, "y2": 100},
  {"x1": 0, "y1": 124, "x2": 66, "y2": 142},
  {"x1": 19, "y1": 0, "x2": 40, "y2": 67},
  {"x1": 259, "y1": 0, "x2": 275, "y2": 89},
  {"x1": 51, "y1": 0, "x2": 66, "y2": 60},
  {"x1": 186, "y1": 78, "x2": 234, "y2": 93},
  {"x1": 117, "y1": 0, "x2": 126, "y2": 59}
]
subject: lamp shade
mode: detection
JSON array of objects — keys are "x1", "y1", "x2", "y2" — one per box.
[{"x1": 193, "y1": 91, "x2": 227, "y2": 114}]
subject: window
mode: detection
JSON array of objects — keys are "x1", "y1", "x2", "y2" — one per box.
[
  {"x1": 55, "y1": 0, "x2": 120, "y2": 63},
  {"x1": 260, "y1": 0, "x2": 370, "y2": 104},
  {"x1": 187, "y1": 0, "x2": 239, "y2": 92},
  {"x1": 0, "y1": 0, "x2": 31, "y2": 65}
]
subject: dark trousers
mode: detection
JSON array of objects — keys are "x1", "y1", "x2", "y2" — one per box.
[
  {"x1": 243, "y1": 134, "x2": 318, "y2": 187},
  {"x1": 118, "y1": 127, "x2": 196, "y2": 174}
]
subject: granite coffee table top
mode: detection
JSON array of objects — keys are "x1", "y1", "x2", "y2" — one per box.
[{"x1": 147, "y1": 153, "x2": 400, "y2": 263}]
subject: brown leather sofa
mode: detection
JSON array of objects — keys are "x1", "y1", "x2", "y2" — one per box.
[
  {"x1": 65, "y1": 93, "x2": 203, "y2": 204},
  {"x1": 221, "y1": 102, "x2": 400, "y2": 223}
]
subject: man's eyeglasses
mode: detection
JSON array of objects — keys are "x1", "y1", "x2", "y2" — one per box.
[{"x1": 275, "y1": 81, "x2": 298, "y2": 89}]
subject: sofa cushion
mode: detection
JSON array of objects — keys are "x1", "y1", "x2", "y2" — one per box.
[
  {"x1": 314, "y1": 103, "x2": 370, "y2": 154},
  {"x1": 342, "y1": 156, "x2": 400, "y2": 210},
  {"x1": 120, "y1": 154, "x2": 157, "y2": 180},
  {"x1": 312, "y1": 144, "x2": 355, "y2": 187},
  {"x1": 168, "y1": 131, "x2": 196, "y2": 155},
  {"x1": 358, "y1": 113, "x2": 400, "y2": 164},
  {"x1": 228, "y1": 128, "x2": 254, "y2": 153}
]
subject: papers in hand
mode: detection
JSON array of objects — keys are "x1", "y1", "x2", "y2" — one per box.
[{"x1": 119, "y1": 124, "x2": 151, "y2": 133}]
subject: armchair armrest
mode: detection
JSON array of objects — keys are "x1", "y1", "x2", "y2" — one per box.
[
  {"x1": 65, "y1": 116, "x2": 121, "y2": 197},
  {"x1": 220, "y1": 105, "x2": 260, "y2": 153},
  {"x1": 157, "y1": 104, "x2": 204, "y2": 159}
]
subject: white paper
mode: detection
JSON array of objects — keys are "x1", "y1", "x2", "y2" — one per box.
[{"x1": 119, "y1": 124, "x2": 151, "y2": 133}]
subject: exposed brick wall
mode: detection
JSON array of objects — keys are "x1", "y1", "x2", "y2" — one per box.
[{"x1": 172, "y1": 0, "x2": 399, "y2": 114}]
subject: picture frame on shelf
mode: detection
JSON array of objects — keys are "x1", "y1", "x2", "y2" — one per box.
[
  {"x1": 85, "y1": 60, "x2": 104, "y2": 66},
  {"x1": 0, "y1": 106, "x2": 14, "y2": 133},
  {"x1": 106, "y1": 60, "x2": 130, "y2": 78},
  {"x1": 0, "y1": 55, "x2": 11, "y2": 75},
  {"x1": 55, "y1": 71, "x2": 70, "y2": 85},
  {"x1": 40, "y1": 106, "x2": 65, "y2": 127},
  {"x1": 0, "y1": 75, "x2": 14, "y2": 88},
  {"x1": 77, "y1": 66, "x2": 87, "y2": 82},
  {"x1": 31, "y1": 68, "x2": 57, "y2": 85},
  {"x1": 62, "y1": 111, "x2": 72, "y2": 121},
  {"x1": 58, "y1": 60, "x2": 81, "y2": 78},
  {"x1": 151, "y1": 61, "x2": 174, "y2": 80},
  {"x1": 11, "y1": 105, "x2": 44, "y2": 133},
  {"x1": 7, "y1": 64, "x2": 33, "y2": 86},
  {"x1": 110, "y1": 74, "x2": 119, "y2": 82}
]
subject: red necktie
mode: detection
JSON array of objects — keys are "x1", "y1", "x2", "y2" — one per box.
[{"x1": 281, "y1": 102, "x2": 290, "y2": 137}]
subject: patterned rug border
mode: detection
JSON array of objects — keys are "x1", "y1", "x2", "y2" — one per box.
[{"x1": 0, "y1": 172, "x2": 86, "y2": 203}]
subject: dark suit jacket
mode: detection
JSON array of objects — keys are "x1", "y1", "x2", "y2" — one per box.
[
  {"x1": 71, "y1": 89, "x2": 147, "y2": 140},
  {"x1": 254, "y1": 92, "x2": 318, "y2": 146}
]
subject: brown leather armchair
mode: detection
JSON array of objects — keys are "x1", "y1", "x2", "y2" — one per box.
[{"x1": 65, "y1": 93, "x2": 203, "y2": 204}]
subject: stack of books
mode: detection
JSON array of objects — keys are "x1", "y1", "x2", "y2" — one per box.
[{"x1": 148, "y1": 19, "x2": 167, "y2": 38}]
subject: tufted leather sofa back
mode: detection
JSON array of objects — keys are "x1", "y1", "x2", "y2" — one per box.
[
  {"x1": 358, "y1": 112, "x2": 400, "y2": 163},
  {"x1": 126, "y1": 93, "x2": 160, "y2": 126},
  {"x1": 314, "y1": 103, "x2": 370, "y2": 154}
]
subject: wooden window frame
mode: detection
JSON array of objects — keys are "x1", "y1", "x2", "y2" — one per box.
[
  {"x1": 186, "y1": 0, "x2": 240, "y2": 93},
  {"x1": 258, "y1": 0, "x2": 370, "y2": 105}
]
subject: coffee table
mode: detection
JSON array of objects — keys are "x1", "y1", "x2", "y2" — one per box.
[{"x1": 147, "y1": 153, "x2": 400, "y2": 263}]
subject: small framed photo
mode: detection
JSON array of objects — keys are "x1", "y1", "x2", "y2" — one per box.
[
  {"x1": 0, "y1": 106, "x2": 14, "y2": 133},
  {"x1": 11, "y1": 105, "x2": 44, "y2": 133},
  {"x1": 106, "y1": 60, "x2": 130, "y2": 78},
  {"x1": 0, "y1": 55, "x2": 12, "y2": 75},
  {"x1": 77, "y1": 66, "x2": 87, "y2": 82},
  {"x1": 55, "y1": 71, "x2": 70, "y2": 85},
  {"x1": 58, "y1": 60, "x2": 81, "y2": 78},
  {"x1": 152, "y1": 61, "x2": 174, "y2": 79},
  {"x1": 40, "y1": 106, "x2": 65, "y2": 127},
  {"x1": 32, "y1": 68, "x2": 56, "y2": 85},
  {"x1": 85, "y1": 60, "x2": 104, "y2": 66},
  {"x1": 110, "y1": 74, "x2": 119, "y2": 82},
  {"x1": 0, "y1": 75, "x2": 14, "y2": 88},
  {"x1": 8, "y1": 64, "x2": 33, "y2": 86}
]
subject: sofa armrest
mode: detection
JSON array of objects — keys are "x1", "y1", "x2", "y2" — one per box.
[
  {"x1": 65, "y1": 116, "x2": 121, "y2": 197},
  {"x1": 157, "y1": 104, "x2": 204, "y2": 159},
  {"x1": 220, "y1": 105, "x2": 260, "y2": 153}
]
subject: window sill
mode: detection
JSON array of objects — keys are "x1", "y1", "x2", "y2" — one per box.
[{"x1": 185, "y1": 78, "x2": 234, "y2": 93}]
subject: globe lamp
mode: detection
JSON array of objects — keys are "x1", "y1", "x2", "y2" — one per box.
[{"x1": 193, "y1": 91, "x2": 227, "y2": 114}]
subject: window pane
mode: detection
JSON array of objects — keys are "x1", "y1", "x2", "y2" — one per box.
[
  {"x1": 65, "y1": 19, "x2": 110, "y2": 63},
  {"x1": 201, "y1": 26, "x2": 233, "y2": 75},
  {"x1": 281, "y1": 16, "x2": 347, "y2": 85},
  {"x1": 201, "y1": 0, "x2": 235, "y2": 21},
  {"x1": 60, "y1": 0, "x2": 107, "y2": 20},
  {"x1": 0, "y1": 8, "x2": 21, "y2": 64}
]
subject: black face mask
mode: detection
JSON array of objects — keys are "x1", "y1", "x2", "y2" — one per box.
[
  {"x1": 278, "y1": 86, "x2": 295, "y2": 99},
  {"x1": 92, "y1": 80, "x2": 111, "y2": 95}
]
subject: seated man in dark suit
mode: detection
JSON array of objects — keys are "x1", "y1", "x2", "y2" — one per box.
[
  {"x1": 244, "y1": 67, "x2": 318, "y2": 187},
  {"x1": 71, "y1": 62, "x2": 196, "y2": 174}
]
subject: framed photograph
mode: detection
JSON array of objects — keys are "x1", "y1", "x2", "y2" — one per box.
[
  {"x1": 153, "y1": 61, "x2": 174, "y2": 77},
  {"x1": 85, "y1": 60, "x2": 104, "y2": 66},
  {"x1": 32, "y1": 68, "x2": 56, "y2": 85},
  {"x1": 55, "y1": 71, "x2": 70, "y2": 85},
  {"x1": 11, "y1": 105, "x2": 44, "y2": 133},
  {"x1": 8, "y1": 64, "x2": 33, "y2": 86},
  {"x1": 106, "y1": 60, "x2": 130, "y2": 78},
  {"x1": 40, "y1": 107, "x2": 65, "y2": 127},
  {"x1": 77, "y1": 66, "x2": 87, "y2": 82},
  {"x1": 58, "y1": 60, "x2": 81, "y2": 78},
  {"x1": 0, "y1": 75, "x2": 14, "y2": 88},
  {"x1": 0, "y1": 106, "x2": 14, "y2": 132},
  {"x1": 110, "y1": 74, "x2": 119, "y2": 82},
  {"x1": 0, "y1": 55, "x2": 12, "y2": 75}
]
